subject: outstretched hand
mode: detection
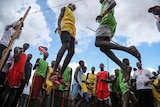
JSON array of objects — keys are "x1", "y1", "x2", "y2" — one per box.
[
  {"x1": 96, "y1": 14, "x2": 104, "y2": 22},
  {"x1": 55, "y1": 28, "x2": 61, "y2": 34}
]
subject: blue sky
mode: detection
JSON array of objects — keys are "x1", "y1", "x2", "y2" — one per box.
[{"x1": 0, "y1": 0, "x2": 160, "y2": 75}]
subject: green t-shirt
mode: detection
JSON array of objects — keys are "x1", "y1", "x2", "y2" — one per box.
[
  {"x1": 59, "y1": 67, "x2": 72, "y2": 91},
  {"x1": 118, "y1": 69, "x2": 129, "y2": 94},
  {"x1": 100, "y1": 0, "x2": 117, "y2": 35},
  {"x1": 35, "y1": 59, "x2": 48, "y2": 78},
  {"x1": 112, "y1": 77, "x2": 120, "y2": 93}
]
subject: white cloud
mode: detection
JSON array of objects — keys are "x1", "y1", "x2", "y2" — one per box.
[
  {"x1": 48, "y1": 0, "x2": 160, "y2": 49},
  {"x1": 1, "y1": 0, "x2": 159, "y2": 53},
  {"x1": 0, "y1": 0, "x2": 52, "y2": 48}
]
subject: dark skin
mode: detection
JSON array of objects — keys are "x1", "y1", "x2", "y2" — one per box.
[
  {"x1": 72, "y1": 60, "x2": 84, "y2": 107},
  {"x1": 97, "y1": 63, "x2": 110, "y2": 107},
  {"x1": 34, "y1": 53, "x2": 49, "y2": 107},
  {"x1": 33, "y1": 52, "x2": 49, "y2": 80},
  {"x1": 101, "y1": 69, "x2": 119, "y2": 83},
  {"x1": 74, "y1": 60, "x2": 85, "y2": 90},
  {"x1": 99, "y1": 63, "x2": 111, "y2": 83},
  {"x1": 55, "y1": 4, "x2": 76, "y2": 33},
  {"x1": 95, "y1": 0, "x2": 141, "y2": 83},
  {"x1": 58, "y1": 67, "x2": 72, "y2": 107},
  {"x1": 86, "y1": 66, "x2": 95, "y2": 84},
  {"x1": 13, "y1": 43, "x2": 29, "y2": 62}
]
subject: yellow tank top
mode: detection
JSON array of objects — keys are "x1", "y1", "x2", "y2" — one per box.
[
  {"x1": 88, "y1": 73, "x2": 97, "y2": 84},
  {"x1": 82, "y1": 74, "x2": 88, "y2": 93},
  {"x1": 87, "y1": 73, "x2": 97, "y2": 89},
  {"x1": 61, "y1": 7, "x2": 76, "y2": 38},
  {"x1": 152, "y1": 79, "x2": 160, "y2": 102}
]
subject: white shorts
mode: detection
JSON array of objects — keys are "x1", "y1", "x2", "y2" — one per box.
[{"x1": 96, "y1": 24, "x2": 112, "y2": 40}]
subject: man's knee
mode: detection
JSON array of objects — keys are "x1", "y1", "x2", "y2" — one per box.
[{"x1": 68, "y1": 48, "x2": 74, "y2": 56}]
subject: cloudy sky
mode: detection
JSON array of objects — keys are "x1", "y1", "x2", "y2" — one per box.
[{"x1": 0, "y1": 0, "x2": 160, "y2": 75}]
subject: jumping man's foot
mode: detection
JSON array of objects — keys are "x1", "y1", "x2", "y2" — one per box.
[
  {"x1": 129, "y1": 46, "x2": 141, "y2": 63},
  {"x1": 123, "y1": 66, "x2": 132, "y2": 83}
]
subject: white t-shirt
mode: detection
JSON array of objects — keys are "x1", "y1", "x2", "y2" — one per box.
[
  {"x1": 133, "y1": 69, "x2": 154, "y2": 90},
  {"x1": 0, "y1": 21, "x2": 21, "y2": 47}
]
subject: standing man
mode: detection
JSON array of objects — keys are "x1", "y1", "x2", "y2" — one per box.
[
  {"x1": 12, "y1": 52, "x2": 32, "y2": 107},
  {"x1": 95, "y1": 0, "x2": 141, "y2": 83},
  {"x1": 109, "y1": 69, "x2": 122, "y2": 107},
  {"x1": 51, "y1": 3, "x2": 76, "y2": 85},
  {"x1": 132, "y1": 62, "x2": 155, "y2": 107},
  {"x1": 71, "y1": 60, "x2": 85, "y2": 107},
  {"x1": 29, "y1": 52, "x2": 49, "y2": 107},
  {"x1": 118, "y1": 58, "x2": 137, "y2": 107},
  {"x1": 58, "y1": 66, "x2": 72, "y2": 107},
  {"x1": 86, "y1": 66, "x2": 97, "y2": 106},
  {"x1": 0, "y1": 44, "x2": 28, "y2": 107},
  {"x1": 96, "y1": 63, "x2": 110, "y2": 107}
]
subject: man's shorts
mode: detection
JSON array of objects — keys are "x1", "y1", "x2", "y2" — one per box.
[
  {"x1": 87, "y1": 86, "x2": 96, "y2": 98},
  {"x1": 83, "y1": 92, "x2": 89, "y2": 102},
  {"x1": 96, "y1": 24, "x2": 112, "y2": 41},
  {"x1": 60, "y1": 31, "x2": 75, "y2": 49},
  {"x1": 96, "y1": 90, "x2": 110, "y2": 100},
  {"x1": 60, "y1": 31, "x2": 71, "y2": 42}
]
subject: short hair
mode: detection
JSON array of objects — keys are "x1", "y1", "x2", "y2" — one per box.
[{"x1": 79, "y1": 60, "x2": 84, "y2": 64}]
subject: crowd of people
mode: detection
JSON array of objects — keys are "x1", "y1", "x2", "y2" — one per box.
[{"x1": 0, "y1": 0, "x2": 160, "y2": 107}]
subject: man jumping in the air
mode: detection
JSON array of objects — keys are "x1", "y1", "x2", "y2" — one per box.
[
  {"x1": 50, "y1": 3, "x2": 76, "y2": 86},
  {"x1": 95, "y1": 0, "x2": 141, "y2": 83}
]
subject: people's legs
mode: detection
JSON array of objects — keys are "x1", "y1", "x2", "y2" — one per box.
[
  {"x1": 12, "y1": 79, "x2": 26, "y2": 107},
  {"x1": 58, "y1": 90, "x2": 63, "y2": 107},
  {"x1": 39, "y1": 89, "x2": 47, "y2": 107},
  {"x1": 73, "y1": 94, "x2": 83, "y2": 107},
  {"x1": 30, "y1": 75, "x2": 44, "y2": 99},
  {"x1": 23, "y1": 95, "x2": 29, "y2": 107},
  {"x1": 129, "y1": 91, "x2": 138, "y2": 107},
  {"x1": 0, "y1": 44, "x2": 6, "y2": 59},
  {"x1": 100, "y1": 47, "x2": 131, "y2": 82},
  {"x1": 100, "y1": 47, "x2": 126, "y2": 69},
  {"x1": 54, "y1": 31, "x2": 71, "y2": 72},
  {"x1": 18, "y1": 94, "x2": 28, "y2": 107},
  {"x1": 122, "y1": 91, "x2": 130, "y2": 107},
  {"x1": 0, "y1": 83, "x2": 12, "y2": 107},
  {"x1": 145, "y1": 89, "x2": 155, "y2": 107},
  {"x1": 29, "y1": 99, "x2": 38, "y2": 107},
  {"x1": 51, "y1": 89, "x2": 55, "y2": 107},
  {"x1": 95, "y1": 37, "x2": 141, "y2": 62},
  {"x1": 6, "y1": 88, "x2": 17, "y2": 107},
  {"x1": 0, "y1": 45, "x2": 11, "y2": 71},
  {"x1": 110, "y1": 92, "x2": 118, "y2": 107},
  {"x1": 54, "y1": 42, "x2": 69, "y2": 71},
  {"x1": 136, "y1": 90, "x2": 146, "y2": 107},
  {"x1": 75, "y1": 98, "x2": 83, "y2": 107},
  {"x1": 64, "y1": 90, "x2": 69, "y2": 107},
  {"x1": 0, "y1": 72, "x2": 6, "y2": 93},
  {"x1": 97, "y1": 100, "x2": 104, "y2": 107},
  {"x1": 59, "y1": 37, "x2": 75, "y2": 76}
]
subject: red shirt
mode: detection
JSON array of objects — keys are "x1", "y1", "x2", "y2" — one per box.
[
  {"x1": 96, "y1": 71, "x2": 109, "y2": 91},
  {"x1": 6, "y1": 53, "x2": 27, "y2": 87}
]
